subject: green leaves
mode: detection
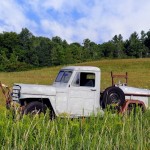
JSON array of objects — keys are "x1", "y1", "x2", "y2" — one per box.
[{"x1": 0, "y1": 28, "x2": 150, "y2": 72}]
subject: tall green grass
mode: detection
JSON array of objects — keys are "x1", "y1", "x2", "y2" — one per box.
[{"x1": 0, "y1": 109, "x2": 149, "y2": 150}]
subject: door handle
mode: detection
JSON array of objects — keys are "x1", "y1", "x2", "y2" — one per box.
[{"x1": 91, "y1": 89, "x2": 96, "y2": 91}]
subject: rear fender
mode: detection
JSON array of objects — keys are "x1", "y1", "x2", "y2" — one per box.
[{"x1": 120, "y1": 100, "x2": 146, "y2": 113}]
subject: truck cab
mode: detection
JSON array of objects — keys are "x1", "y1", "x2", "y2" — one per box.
[{"x1": 53, "y1": 66, "x2": 101, "y2": 117}]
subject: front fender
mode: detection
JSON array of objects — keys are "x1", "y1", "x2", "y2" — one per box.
[{"x1": 19, "y1": 94, "x2": 58, "y2": 116}]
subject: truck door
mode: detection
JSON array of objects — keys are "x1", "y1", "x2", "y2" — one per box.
[
  {"x1": 68, "y1": 72, "x2": 97, "y2": 117},
  {"x1": 55, "y1": 70, "x2": 72, "y2": 115}
]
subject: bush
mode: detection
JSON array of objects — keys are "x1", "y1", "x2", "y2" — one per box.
[{"x1": 4, "y1": 62, "x2": 33, "y2": 72}]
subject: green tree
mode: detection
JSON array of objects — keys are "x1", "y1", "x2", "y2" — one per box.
[
  {"x1": 83, "y1": 39, "x2": 91, "y2": 59},
  {"x1": 144, "y1": 30, "x2": 150, "y2": 57},
  {"x1": 125, "y1": 32, "x2": 142, "y2": 58},
  {"x1": 83, "y1": 39, "x2": 99, "y2": 60},
  {"x1": 36, "y1": 37, "x2": 52, "y2": 66},
  {"x1": 19, "y1": 28, "x2": 34, "y2": 63},
  {"x1": 0, "y1": 32, "x2": 19, "y2": 58},
  {"x1": 19, "y1": 28, "x2": 33, "y2": 50},
  {"x1": 139, "y1": 31, "x2": 149, "y2": 58},
  {"x1": 111, "y1": 34, "x2": 125, "y2": 58},
  {"x1": 100, "y1": 42, "x2": 116, "y2": 58},
  {"x1": 0, "y1": 48, "x2": 9, "y2": 71},
  {"x1": 69, "y1": 42, "x2": 82, "y2": 63},
  {"x1": 51, "y1": 44, "x2": 66, "y2": 65}
]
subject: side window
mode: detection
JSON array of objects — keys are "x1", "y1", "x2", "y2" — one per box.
[
  {"x1": 72, "y1": 72, "x2": 95, "y2": 87},
  {"x1": 72, "y1": 73, "x2": 80, "y2": 86}
]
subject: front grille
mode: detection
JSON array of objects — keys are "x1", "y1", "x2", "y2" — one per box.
[{"x1": 12, "y1": 85, "x2": 21, "y2": 101}]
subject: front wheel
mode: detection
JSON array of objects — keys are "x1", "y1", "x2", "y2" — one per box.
[{"x1": 24, "y1": 101, "x2": 47, "y2": 115}]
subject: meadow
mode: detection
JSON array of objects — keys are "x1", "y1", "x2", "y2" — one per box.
[{"x1": 0, "y1": 58, "x2": 150, "y2": 149}]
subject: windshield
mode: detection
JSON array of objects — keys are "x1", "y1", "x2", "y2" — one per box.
[{"x1": 55, "y1": 70, "x2": 72, "y2": 83}]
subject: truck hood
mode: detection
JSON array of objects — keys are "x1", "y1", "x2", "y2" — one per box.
[
  {"x1": 14, "y1": 83, "x2": 56, "y2": 96},
  {"x1": 119, "y1": 85, "x2": 150, "y2": 96}
]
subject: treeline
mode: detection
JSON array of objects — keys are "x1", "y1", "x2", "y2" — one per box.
[{"x1": 0, "y1": 28, "x2": 150, "y2": 71}]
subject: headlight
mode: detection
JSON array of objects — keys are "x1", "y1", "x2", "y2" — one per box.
[{"x1": 13, "y1": 89, "x2": 19, "y2": 93}]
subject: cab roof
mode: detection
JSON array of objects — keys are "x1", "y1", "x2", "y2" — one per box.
[{"x1": 61, "y1": 66, "x2": 100, "y2": 72}]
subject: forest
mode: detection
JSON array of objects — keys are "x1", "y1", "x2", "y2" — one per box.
[{"x1": 0, "y1": 28, "x2": 150, "y2": 71}]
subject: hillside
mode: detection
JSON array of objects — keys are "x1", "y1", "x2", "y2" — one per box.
[{"x1": 0, "y1": 58, "x2": 150, "y2": 106}]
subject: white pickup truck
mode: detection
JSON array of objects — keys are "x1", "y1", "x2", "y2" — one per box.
[{"x1": 11, "y1": 66, "x2": 150, "y2": 117}]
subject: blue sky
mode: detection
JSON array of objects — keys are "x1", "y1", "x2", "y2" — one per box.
[{"x1": 0, "y1": 0, "x2": 150, "y2": 43}]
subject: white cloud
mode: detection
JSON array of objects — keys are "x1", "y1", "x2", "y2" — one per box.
[
  {"x1": 42, "y1": 0, "x2": 66, "y2": 10},
  {"x1": 0, "y1": 0, "x2": 150, "y2": 43},
  {"x1": 0, "y1": 0, "x2": 37, "y2": 33},
  {"x1": 41, "y1": 19, "x2": 74, "y2": 43}
]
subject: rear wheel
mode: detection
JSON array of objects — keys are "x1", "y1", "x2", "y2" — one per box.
[
  {"x1": 101, "y1": 86, "x2": 125, "y2": 111},
  {"x1": 24, "y1": 101, "x2": 47, "y2": 115}
]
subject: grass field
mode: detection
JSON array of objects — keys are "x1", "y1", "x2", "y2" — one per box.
[
  {"x1": 1, "y1": 58, "x2": 150, "y2": 87},
  {"x1": 0, "y1": 58, "x2": 150, "y2": 149},
  {"x1": 0, "y1": 58, "x2": 150, "y2": 105}
]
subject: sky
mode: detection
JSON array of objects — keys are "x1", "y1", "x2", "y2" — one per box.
[{"x1": 0, "y1": 0, "x2": 150, "y2": 44}]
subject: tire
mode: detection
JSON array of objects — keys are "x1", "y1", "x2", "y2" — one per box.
[
  {"x1": 101, "y1": 86, "x2": 125, "y2": 110},
  {"x1": 24, "y1": 101, "x2": 47, "y2": 115}
]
